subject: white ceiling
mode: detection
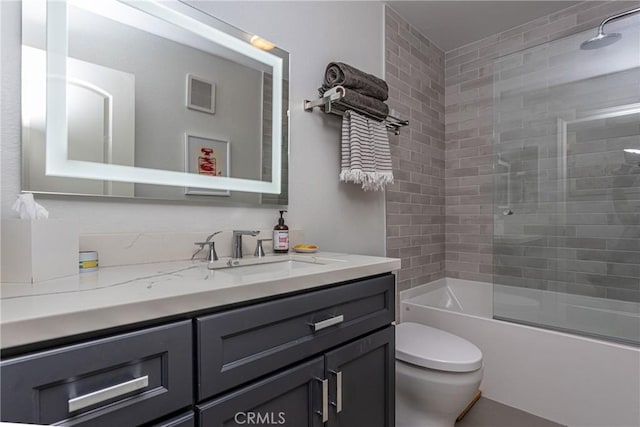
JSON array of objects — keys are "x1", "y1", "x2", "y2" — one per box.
[{"x1": 386, "y1": 1, "x2": 581, "y2": 51}]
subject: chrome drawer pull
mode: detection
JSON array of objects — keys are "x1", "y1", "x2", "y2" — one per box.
[
  {"x1": 68, "y1": 375, "x2": 149, "y2": 413},
  {"x1": 309, "y1": 315, "x2": 344, "y2": 332},
  {"x1": 315, "y1": 378, "x2": 329, "y2": 423},
  {"x1": 330, "y1": 370, "x2": 343, "y2": 413}
]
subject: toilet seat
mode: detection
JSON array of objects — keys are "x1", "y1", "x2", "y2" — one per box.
[{"x1": 396, "y1": 322, "x2": 482, "y2": 372}]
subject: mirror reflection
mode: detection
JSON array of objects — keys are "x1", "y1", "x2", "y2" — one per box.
[{"x1": 21, "y1": 0, "x2": 289, "y2": 205}]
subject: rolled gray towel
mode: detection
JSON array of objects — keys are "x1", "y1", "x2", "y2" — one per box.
[
  {"x1": 319, "y1": 86, "x2": 389, "y2": 121},
  {"x1": 321, "y1": 62, "x2": 389, "y2": 101}
]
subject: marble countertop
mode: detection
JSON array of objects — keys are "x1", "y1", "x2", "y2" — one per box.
[{"x1": 0, "y1": 252, "x2": 400, "y2": 349}]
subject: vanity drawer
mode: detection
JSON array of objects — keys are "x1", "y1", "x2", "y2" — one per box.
[
  {"x1": 196, "y1": 274, "x2": 394, "y2": 400},
  {"x1": 1, "y1": 320, "x2": 192, "y2": 426}
]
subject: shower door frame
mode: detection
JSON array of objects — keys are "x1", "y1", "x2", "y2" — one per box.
[{"x1": 556, "y1": 101, "x2": 640, "y2": 228}]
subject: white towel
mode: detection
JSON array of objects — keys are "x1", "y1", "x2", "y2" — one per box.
[{"x1": 340, "y1": 110, "x2": 394, "y2": 191}]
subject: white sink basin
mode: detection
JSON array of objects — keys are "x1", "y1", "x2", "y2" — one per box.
[
  {"x1": 204, "y1": 255, "x2": 346, "y2": 278},
  {"x1": 221, "y1": 259, "x2": 326, "y2": 275}
]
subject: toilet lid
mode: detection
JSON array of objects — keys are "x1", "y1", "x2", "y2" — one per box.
[{"x1": 396, "y1": 322, "x2": 482, "y2": 372}]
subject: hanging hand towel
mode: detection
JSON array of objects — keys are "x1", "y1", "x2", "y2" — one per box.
[
  {"x1": 340, "y1": 110, "x2": 394, "y2": 191},
  {"x1": 321, "y1": 62, "x2": 389, "y2": 101}
]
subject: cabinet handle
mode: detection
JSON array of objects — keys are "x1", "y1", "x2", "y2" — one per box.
[
  {"x1": 315, "y1": 378, "x2": 328, "y2": 423},
  {"x1": 330, "y1": 370, "x2": 343, "y2": 413},
  {"x1": 68, "y1": 376, "x2": 149, "y2": 413},
  {"x1": 309, "y1": 315, "x2": 344, "y2": 332}
]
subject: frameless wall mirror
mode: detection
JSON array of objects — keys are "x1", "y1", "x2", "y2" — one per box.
[{"x1": 21, "y1": 0, "x2": 289, "y2": 206}]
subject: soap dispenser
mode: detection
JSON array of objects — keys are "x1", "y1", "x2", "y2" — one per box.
[{"x1": 273, "y1": 210, "x2": 289, "y2": 254}]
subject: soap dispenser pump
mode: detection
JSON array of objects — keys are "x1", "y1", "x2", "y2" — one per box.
[{"x1": 273, "y1": 210, "x2": 289, "y2": 254}]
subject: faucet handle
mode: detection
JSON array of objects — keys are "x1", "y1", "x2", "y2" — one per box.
[
  {"x1": 254, "y1": 239, "x2": 273, "y2": 258},
  {"x1": 205, "y1": 231, "x2": 222, "y2": 242},
  {"x1": 193, "y1": 231, "x2": 222, "y2": 261},
  {"x1": 192, "y1": 241, "x2": 219, "y2": 261}
]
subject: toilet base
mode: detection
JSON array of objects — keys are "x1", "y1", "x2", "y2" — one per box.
[
  {"x1": 397, "y1": 400, "x2": 457, "y2": 427},
  {"x1": 396, "y1": 360, "x2": 483, "y2": 427}
]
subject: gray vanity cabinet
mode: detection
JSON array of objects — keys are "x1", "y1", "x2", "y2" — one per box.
[
  {"x1": 196, "y1": 326, "x2": 395, "y2": 427},
  {"x1": 195, "y1": 275, "x2": 395, "y2": 427},
  {"x1": 0, "y1": 273, "x2": 396, "y2": 426},
  {"x1": 196, "y1": 329, "x2": 394, "y2": 427}
]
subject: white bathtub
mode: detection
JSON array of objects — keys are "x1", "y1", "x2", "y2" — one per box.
[{"x1": 400, "y1": 278, "x2": 640, "y2": 427}]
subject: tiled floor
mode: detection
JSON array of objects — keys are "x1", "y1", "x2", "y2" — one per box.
[{"x1": 456, "y1": 398, "x2": 566, "y2": 427}]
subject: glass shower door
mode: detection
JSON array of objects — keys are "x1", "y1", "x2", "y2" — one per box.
[{"x1": 492, "y1": 13, "x2": 640, "y2": 345}]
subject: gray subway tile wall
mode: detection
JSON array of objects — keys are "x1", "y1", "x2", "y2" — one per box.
[
  {"x1": 385, "y1": 7, "x2": 446, "y2": 294},
  {"x1": 387, "y1": 1, "x2": 640, "y2": 303},
  {"x1": 491, "y1": 5, "x2": 640, "y2": 303},
  {"x1": 444, "y1": 1, "x2": 640, "y2": 294}
]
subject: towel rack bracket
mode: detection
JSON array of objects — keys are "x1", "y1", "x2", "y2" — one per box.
[{"x1": 304, "y1": 87, "x2": 409, "y2": 135}]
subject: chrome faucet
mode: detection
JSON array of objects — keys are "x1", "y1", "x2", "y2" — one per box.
[{"x1": 232, "y1": 230, "x2": 260, "y2": 259}]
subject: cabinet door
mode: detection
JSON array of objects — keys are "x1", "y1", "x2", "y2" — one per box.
[
  {"x1": 149, "y1": 411, "x2": 195, "y2": 427},
  {"x1": 197, "y1": 357, "x2": 325, "y2": 427},
  {"x1": 325, "y1": 326, "x2": 395, "y2": 427}
]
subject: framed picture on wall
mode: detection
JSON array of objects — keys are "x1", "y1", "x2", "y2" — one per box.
[
  {"x1": 184, "y1": 134, "x2": 230, "y2": 196},
  {"x1": 186, "y1": 74, "x2": 216, "y2": 114}
]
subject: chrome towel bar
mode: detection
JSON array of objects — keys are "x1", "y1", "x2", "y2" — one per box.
[{"x1": 304, "y1": 87, "x2": 409, "y2": 135}]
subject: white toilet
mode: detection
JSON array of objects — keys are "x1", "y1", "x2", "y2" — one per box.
[{"x1": 396, "y1": 322, "x2": 484, "y2": 427}]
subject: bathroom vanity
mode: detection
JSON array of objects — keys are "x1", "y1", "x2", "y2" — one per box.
[
  {"x1": 7, "y1": 0, "x2": 399, "y2": 423},
  {"x1": 0, "y1": 253, "x2": 399, "y2": 426}
]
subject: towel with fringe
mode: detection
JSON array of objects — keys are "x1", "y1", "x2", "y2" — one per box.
[
  {"x1": 340, "y1": 110, "x2": 394, "y2": 191},
  {"x1": 319, "y1": 86, "x2": 389, "y2": 121},
  {"x1": 321, "y1": 62, "x2": 389, "y2": 101}
]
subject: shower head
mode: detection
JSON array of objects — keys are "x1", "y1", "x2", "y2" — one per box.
[
  {"x1": 580, "y1": 6, "x2": 640, "y2": 50},
  {"x1": 580, "y1": 32, "x2": 622, "y2": 50}
]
